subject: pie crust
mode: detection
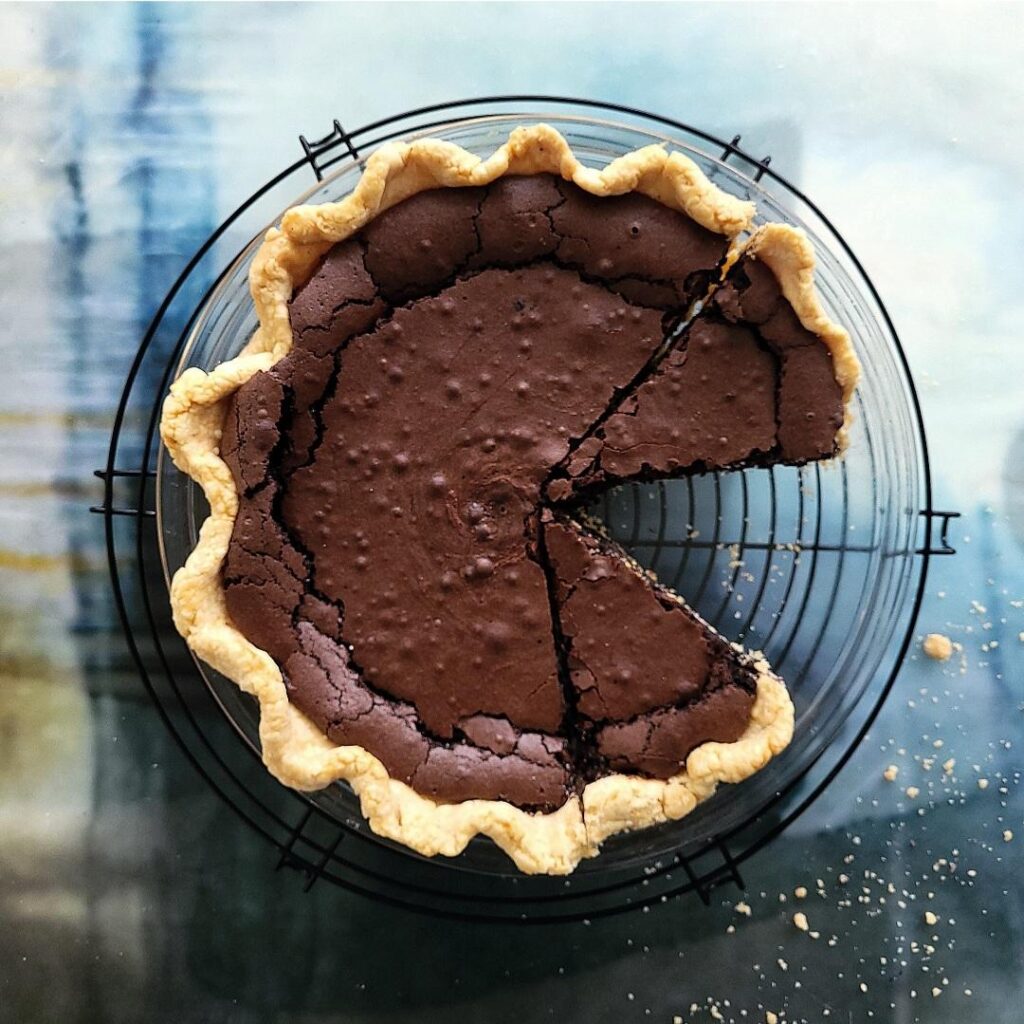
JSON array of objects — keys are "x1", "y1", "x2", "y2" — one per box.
[
  {"x1": 738, "y1": 222, "x2": 860, "y2": 447},
  {"x1": 161, "y1": 124, "x2": 850, "y2": 874}
]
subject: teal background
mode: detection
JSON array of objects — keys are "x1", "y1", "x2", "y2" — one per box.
[{"x1": 1, "y1": 4, "x2": 1022, "y2": 1022}]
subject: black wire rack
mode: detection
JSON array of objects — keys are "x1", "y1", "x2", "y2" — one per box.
[{"x1": 92, "y1": 96, "x2": 959, "y2": 923}]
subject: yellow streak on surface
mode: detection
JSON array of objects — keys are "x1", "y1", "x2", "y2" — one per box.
[{"x1": 0, "y1": 548, "x2": 99, "y2": 573}]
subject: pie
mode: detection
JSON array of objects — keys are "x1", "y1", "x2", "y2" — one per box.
[{"x1": 161, "y1": 125, "x2": 858, "y2": 875}]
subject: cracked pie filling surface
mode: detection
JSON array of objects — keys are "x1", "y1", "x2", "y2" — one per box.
[{"x1": 161, "y1": 125, "x2": 859, "y2": 875}]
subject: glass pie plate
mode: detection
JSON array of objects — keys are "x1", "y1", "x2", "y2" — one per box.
[{"x1": 157, "y1": 113, "x2": 925, "y2": 890}]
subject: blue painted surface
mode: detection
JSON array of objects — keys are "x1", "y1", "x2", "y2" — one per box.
[{"x1": 1, "y1": 4, "x2": 1022, "y2": 1022}]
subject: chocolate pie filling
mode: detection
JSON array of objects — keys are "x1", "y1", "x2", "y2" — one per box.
[{"x1": 218, "y1": 176, "x2": 842, "y2": 810}]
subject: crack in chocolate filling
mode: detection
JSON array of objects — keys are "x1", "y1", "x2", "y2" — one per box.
[{"x1": 220, "y1": 176, "x2": 843, "y2": 811}]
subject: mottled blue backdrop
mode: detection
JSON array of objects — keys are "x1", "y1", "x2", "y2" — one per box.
[{"x1": 1, "y1": 4, "x2": 1022, "y2": 1023}]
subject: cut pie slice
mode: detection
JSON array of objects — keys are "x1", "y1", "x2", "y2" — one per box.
[
  {"x1": 161, "y1": 125, "x2": 856, "y2": 875},
  {"x1": 547, "y1": 223, "x2": 861, "y2": 500},
  {"x1": 542, "y1": 513, "x2": 761, "y2": 779}
]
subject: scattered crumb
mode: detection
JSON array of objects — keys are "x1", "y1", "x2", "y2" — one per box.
[
  {"x1": 978, "y1": 778, "x2": 989, "y2": 790},
  {"x1": 922, "y1": 633, "x2": 953, "y2": 661},
  {"x1": 793, "y1": 911, "x2": 809, "y2": 931},
  {"x1": 905, "y1": 786, "x2": 920, "y2": 799},
  {"x1": 794, "y1": 886, "x2": 807, "y2": 899},
  {"x1": 673, "y1": 1017, "x2": 683, "y2": 1024},
  {"x1": 932, "y1": 987, "x2": 942, "y2": 998},
  {"x1": 735, "y1": 901, "x2": 752, "y2": 916},
  {"x1": 943, "y1": 758, "x2": 956, "y2": 774},
  {"x1": 924, "y1": 911, "x2": 938, "y2": 926},
  {"x1": 860, "y1": 982, "x2": 868, "y2": 993},
  {"x1": 883, "y1": 764, "x2": 899, "y2": 782},
  {"x1": 777, "y1": 958, "x2": 788, "y2": 972},
  {"x1": 1004, "y1": 830, "x2": 1014, "y2": 843}
]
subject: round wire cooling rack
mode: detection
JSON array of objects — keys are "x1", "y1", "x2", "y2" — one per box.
[{"x1": 92, "y1": 96, "x2": 960, "y2": 923}]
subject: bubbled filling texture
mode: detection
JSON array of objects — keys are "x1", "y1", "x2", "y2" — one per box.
[{"x1": 219, "y1": 176, "x2": 843, "y2": 810}]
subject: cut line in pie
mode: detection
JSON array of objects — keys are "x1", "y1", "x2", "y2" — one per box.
[{"x1": 161, "y1": 125, "x2": 858, "y2": 875}]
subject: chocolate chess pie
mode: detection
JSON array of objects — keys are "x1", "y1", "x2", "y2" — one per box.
[{"x1": 162, "y1": 126, "x2": 858, "y2": 874}]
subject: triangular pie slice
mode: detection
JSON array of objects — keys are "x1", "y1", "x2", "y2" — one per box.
[
  {"x1": 547, "y1": 223, "x2": 860, "y2": 500},
  {"x1": 543, "y1": 511, "x2": 762, "y2": 773},
  {"x1": 161, "y1": 126, "x2": 855, "y2": 875}
]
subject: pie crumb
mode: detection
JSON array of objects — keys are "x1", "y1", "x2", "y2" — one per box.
[
  {"x1": 673, "y1": 1017, "x2": 683, "y2": 1024},
  {"x1": 793, "y1": 911, "x2": 809, "y2": 931},
  {"x1": 794, "y1": 885, "x2": 807, "y2": 899},
  {"x1": 922, "y1": 633, "x2": 953, "y2": 660},
  {"x1": 766, "y1": 1014, "x2": 778, "y2": 1024},
  {"x1": 883, "y1": 764, "x2": 899, "y2": 782},
  {"x1": 932, "y1": 987, "x2": 942, "y2": 998},
  {"x1": 924, "y1": 911, "x2": 938, "y2": 925},
  {"x1": 735, "y1": 900, "x2": 752, "y2": 916},
  {"x1": 905, "y1": 786, "x2": 920, "y2": 799},
  {"x1": 978, "y1": 778, "x2": 989, "y2": 790},
  {"x1": 1004, "y1": 829, "x2": 1014, "y2": 842}
]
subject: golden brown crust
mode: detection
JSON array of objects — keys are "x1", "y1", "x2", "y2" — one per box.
[
  {"x1": 160, "y1": 124, "x2": 798, "y2": 875},
  {"x1": 736, "y1": 222, "x2": 860, "y2": 447}
]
